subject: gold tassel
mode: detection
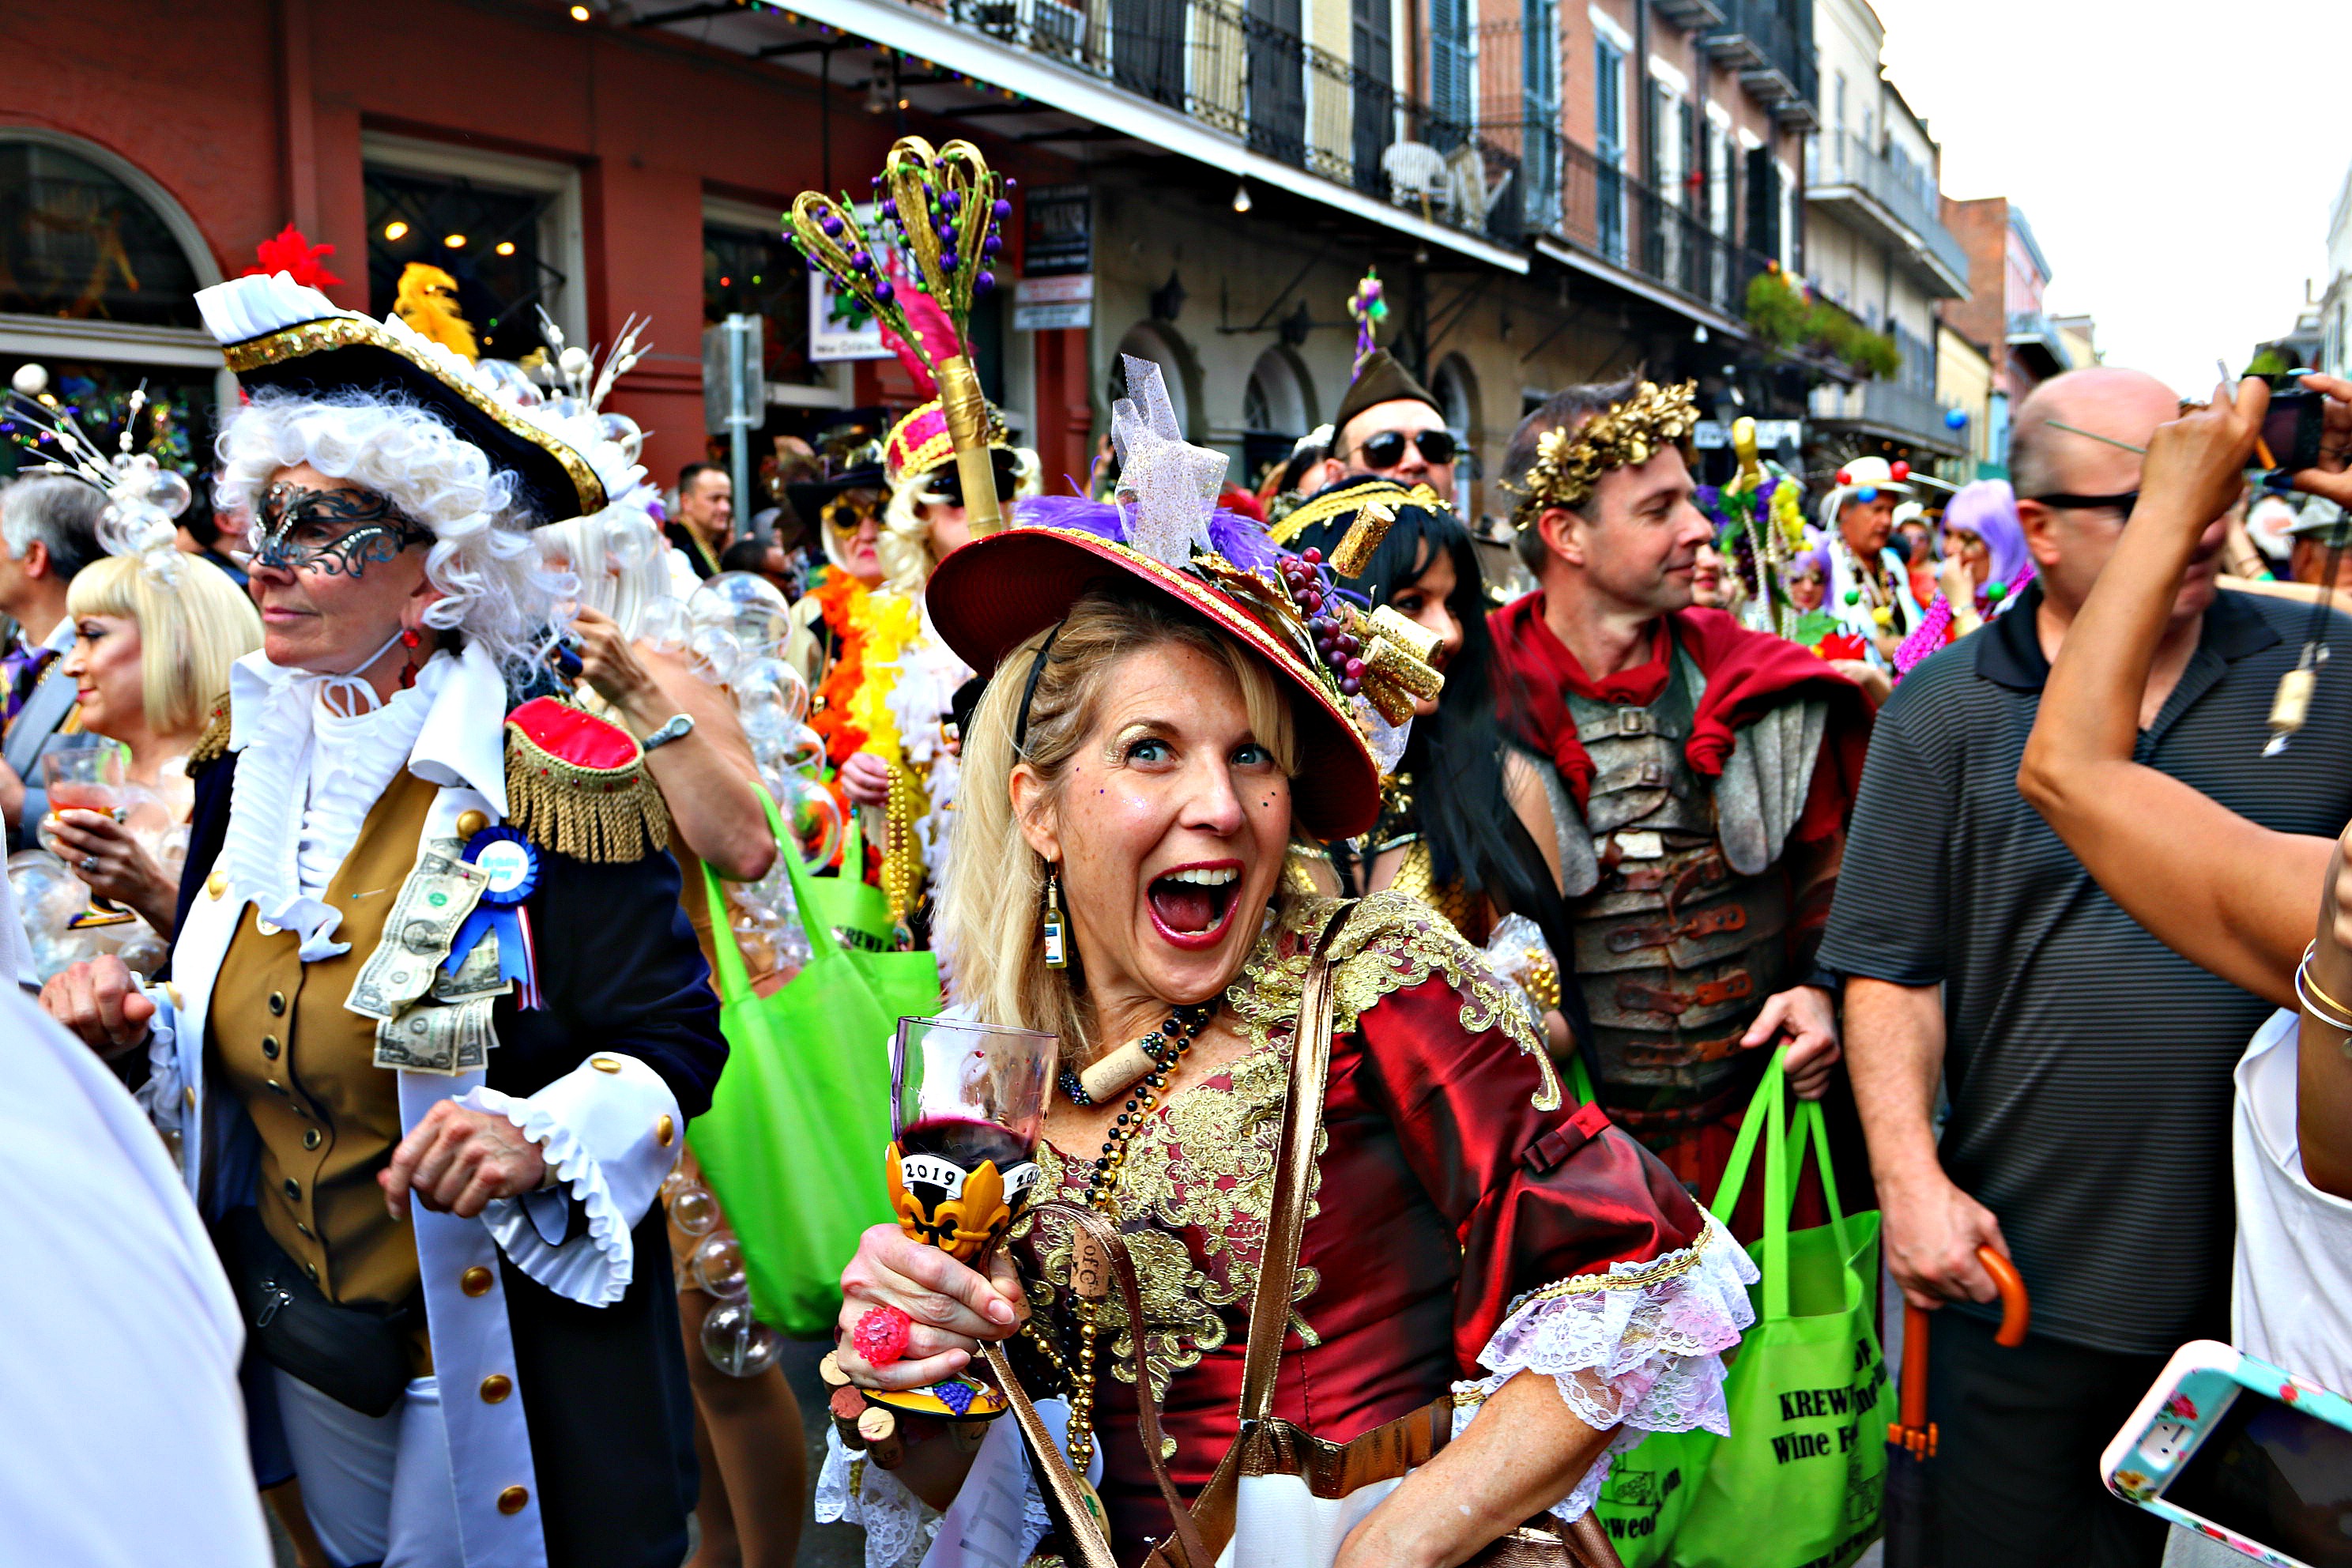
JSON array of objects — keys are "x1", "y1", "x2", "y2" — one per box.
[
  {"x1": 189, "y1": 695, "x2": 233, "y2": 766},
  {"x1": 503, "y1": 728, "x2": 673, "y2": 863}
]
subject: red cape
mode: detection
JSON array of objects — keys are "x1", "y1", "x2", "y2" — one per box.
[{"x1": 1489, "y1": 593, "x2": 1872, "y2": 835}]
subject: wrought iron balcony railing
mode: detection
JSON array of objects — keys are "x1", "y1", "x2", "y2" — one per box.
[
  {"x1": 1805, "y1": 132, "x2": 1969, "y2": 287},
  {"x1": 934, "y1": 0, "x2": 1523, "y2": 238}
]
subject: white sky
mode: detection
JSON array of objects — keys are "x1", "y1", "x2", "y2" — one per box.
[{"x1": 1870, "y1": 0, "x2": 2352, "y2": 396}]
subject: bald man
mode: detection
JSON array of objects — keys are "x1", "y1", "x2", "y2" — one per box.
[{"x1": 1822, "y1": 365, "x2": 2352, "y2": 1566}]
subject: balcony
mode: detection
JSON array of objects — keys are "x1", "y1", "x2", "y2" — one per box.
[
  {"x1": 1811, "y1": 376, "x2": 1963, "y2": 454},
  {"x1": 1804, "y1": 133, "x2": 1969, "y2": 296},
  {"x1": 653, "y1": 0, "x2": 1529, "y2": 268},
  {"x1": 1650, "y1": 0, "x2": 1726, "y2": 29},
  {"x1": 1512, "y1": 138, "x2": 1775, "y2": 327},
  {"x1": 2007, "y1": 310, "x2": 2073, "y2": 378},
  {"x1": 1704, "y1": 0, "x2": 1819, "y2": 129}
]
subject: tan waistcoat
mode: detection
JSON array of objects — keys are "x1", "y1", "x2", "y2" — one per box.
[{"x1": 211, "y1": 770, "x2": 440, "y2": 1319}]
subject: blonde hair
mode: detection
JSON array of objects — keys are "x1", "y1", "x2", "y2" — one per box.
[
  {"x1": 937, "y1": 582, "x2": 1301, "y2": 1063},
  {"x1": 66, "y1": 556, "x2": 262, "y2": 734},
  {"x1": 877, "y1": 447, "x2": 1044, "y2": 594}
]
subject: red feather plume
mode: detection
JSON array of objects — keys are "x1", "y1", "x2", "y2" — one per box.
[
  {"x1": 246, "y1": 224, "x2": 345, "y2": 290},
  {"x1": 876, "y1": 286, "x2": 963, "y2": 401}
]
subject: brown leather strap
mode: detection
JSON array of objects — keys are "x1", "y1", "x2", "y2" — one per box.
[
  {"x1": 1149, "y1": 910, "x2": 1348, "y2": 1566},
  {"x1": 1035, "y1": 1200, "x2": 1214, "y2": 1568},
  {"x1": 980, "y1": 1339, "x2": 1118, "y2": 1568}
]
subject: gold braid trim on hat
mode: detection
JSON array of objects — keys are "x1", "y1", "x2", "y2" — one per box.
[{"x1": 1506, "y1": 380, "x2": 1701, "y2": 531}]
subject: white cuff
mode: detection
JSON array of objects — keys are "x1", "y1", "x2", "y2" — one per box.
[
  {"x1": 134, "y1": 987, "x2": 183, "y2": 1133},
  {"x1": 459, "y1": 1052, "x2": 681, "y2": 1306},
  {"x1": 1454, "y1": 1215, "x2": 1759, "y2": 1521},
  {"x1": 816, "y1": 1426, "x2": 939, "y2": 1568}
]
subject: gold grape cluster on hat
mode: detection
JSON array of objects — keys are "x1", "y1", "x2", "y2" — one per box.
[{"x1": 1508, "y1": 380, "x2": 1701, "y2": 530}]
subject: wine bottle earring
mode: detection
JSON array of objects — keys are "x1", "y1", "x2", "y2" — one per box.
[{"x1": 1041, "y1": 864, "x2": 1068, "y2": 970}]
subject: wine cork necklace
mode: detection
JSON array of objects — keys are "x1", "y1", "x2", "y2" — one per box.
[{"x1": 1047, "y1": 998, "x2": 1216, "y2": 1467}]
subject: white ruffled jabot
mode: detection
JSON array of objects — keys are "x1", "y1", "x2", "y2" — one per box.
[{"x1": 219, "y1": 650, "x2": 450, "y2": 959}]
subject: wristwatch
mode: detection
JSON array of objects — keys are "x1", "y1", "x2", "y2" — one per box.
[{"x1": 639, "y1": 713, "x2": 695, "y2": 753}]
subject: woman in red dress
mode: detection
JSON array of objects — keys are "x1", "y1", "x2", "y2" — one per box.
[{"x1": 818, "y1": 360, "x2": 1755, "y2": 1568}]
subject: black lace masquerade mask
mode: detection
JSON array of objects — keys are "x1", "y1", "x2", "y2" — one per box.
[{"x1": 254, "y1": 483, "x2": 433, "y2": 577}]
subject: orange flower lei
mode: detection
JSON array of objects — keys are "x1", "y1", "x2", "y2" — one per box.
[{"x1": 808, "y1": 570, "x2": 872, "y2": 767}]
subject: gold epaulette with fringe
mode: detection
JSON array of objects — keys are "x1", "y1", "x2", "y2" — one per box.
[
  {"x1": 188, "y1": 694, "x2": 233, "y2": 767},
  {"x1": 501, "y1": 696, "x2": 672, "y2": 864}
]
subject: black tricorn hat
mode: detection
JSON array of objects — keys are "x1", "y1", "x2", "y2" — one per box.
[
  {"x1": 198, "y1": 274, "x2": 606, "y2": 526},
  {"x1": 1330, "y1": 349, "x2": 1442, "y2": 447}
]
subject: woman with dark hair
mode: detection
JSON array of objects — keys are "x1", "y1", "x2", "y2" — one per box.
[{"x1": 1272, "y1": 480, "x2": 1567, "y2": 932}]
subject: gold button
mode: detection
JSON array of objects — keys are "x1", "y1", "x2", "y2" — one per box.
[
  {"x1": 183, "y1": 1086, "x2": 196, "y2": 1110},
  {"x1": 296, "y1": 1221, "x2": 313, "y2": 1238},
  {"x1": 303, "y1": 1261, "x2": 318, "y2": 1282},
  {"x1": 255, "y1": 920, "x2": 279, "y2": 937},
  {"x1": 266, "y1": 1079, "x2": 287, "y2": 1096},
  {"x1": 461, "y1": 1265, "x2": 494, "y2": 1297},
  {"x1": 480, "y1": 1374, "x2": 513, "y2": 1404},
  {"x1": 302, "y1": 1128, "x2": 322, "y2": 1151},
  {"x1": 496, "y1": 1485, "x2": 530, "y2": 1515},
  {"x1": 282, "y1": 1178, "x2": 301, "y2": 1203},
  {"x1": 262, "y1": 1034, "x2": 281, "y2": 1060},
  {"x1": 269, "y1": 991, "x2": 286, "y2": 1016},
  {"x1": 206, "y1": 870, "x2": 225, "y2": 899},
  {"x1": 590, "y1": 1056, "x2": 620, "y2": 1074},
  {"x1": 656, "y1": 1114, "x2": 675, "y2": 1147},
  {"x1": 457, "y1": 809, "x2": 490, "y2": 840}
]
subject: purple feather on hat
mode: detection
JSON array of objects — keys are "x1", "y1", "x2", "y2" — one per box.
[{"x1": 1010, "y1": 495, "x2": 1283, "y2": 575}]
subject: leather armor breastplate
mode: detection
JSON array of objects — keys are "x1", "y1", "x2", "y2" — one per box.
[{"x1": 1564, "y1": 653, "x2": 1788, "y2": 1126}]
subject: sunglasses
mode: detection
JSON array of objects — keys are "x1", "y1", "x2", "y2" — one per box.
[
  {"x1": 1349, "y1": 428, "x2": 1457, "y2": 469},
  {"x1": 929, "y1": 450, "x2": 1020, "y2": 508},
  {"x1": 2026, "y1": 490, "x2": 2139, "y2": 515},
  {"x1": 823, "y1": 497, "x2": 881, "y2": 533}
]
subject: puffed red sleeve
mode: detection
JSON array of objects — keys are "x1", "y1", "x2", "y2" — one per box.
[
  {"x1": 1348, "y1": 974, "x2": 1709, "y2": 1370},
  {"x1": 1328, "y1": 896, "x2": 1758, "y2": 1522}
]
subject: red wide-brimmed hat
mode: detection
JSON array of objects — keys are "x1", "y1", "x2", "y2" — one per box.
[{"x1": 927, "y1": 523, "x2": 1384, "y2": 841}]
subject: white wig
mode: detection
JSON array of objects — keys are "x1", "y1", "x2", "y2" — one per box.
[
  {"x1": 215, "y1": 390, "x2": 570, "y2": 674},
  {"x1": 537, "y1": 512, "x2": 673, "y2": 639},
  {"x1": 876, "y1": 447, "x2": 1043, "y2": 595}
]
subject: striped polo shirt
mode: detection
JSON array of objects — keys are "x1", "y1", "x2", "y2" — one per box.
[{"x1": 1820, "y1": 582, "x2": 2352, "y2": 1354}]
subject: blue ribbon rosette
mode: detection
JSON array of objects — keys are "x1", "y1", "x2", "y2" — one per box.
[{"x1": 448, "y1": 824, "x2": 544, "y2": 1009}]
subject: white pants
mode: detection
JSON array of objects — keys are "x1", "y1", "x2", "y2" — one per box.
[{"x1": 275, "y1": 1370, "x2": 465, "y2": 1567}]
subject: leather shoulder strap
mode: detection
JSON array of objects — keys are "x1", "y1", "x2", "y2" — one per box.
[{"x1": 1238, "y1": 906, "x2": 1344, "y2": 1424}]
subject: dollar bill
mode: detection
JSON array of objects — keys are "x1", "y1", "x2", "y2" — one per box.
[
  {"x1": 432, "y1": 929, "x2": 511, "y2": 1004},
  {"x1": 345, "y1": 844, "x2": 491, "y2": 1020},
  {"x1": 372, "y1": 994, "x2": 499, "y2": 1076}
]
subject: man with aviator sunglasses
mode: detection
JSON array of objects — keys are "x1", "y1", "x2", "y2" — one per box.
[{"x1": 1318, "y1": 349, "x2": 1459, "y2": 500}]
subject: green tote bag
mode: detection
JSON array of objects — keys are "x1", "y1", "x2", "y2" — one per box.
[
  {"x1": 687, "y1": 789, "x2": 941, "y2": 1336},
  {"x1": 1668, "y1": 1052, "x2": 1886, "y2": 1568}
]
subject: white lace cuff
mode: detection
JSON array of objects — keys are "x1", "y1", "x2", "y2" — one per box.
[
  {"x1": 1454, "y1": 1215, "x2": 1758, "y2": 1521},
  {"x1": 135, "y1": 988, "x2": 183, "y2": 1134},
  {"x1": 459, "y1": 1051, "x2": 681, "y2": 1306},
  {"x1": 816, "y1": 1425, "x2": 938, "y2": 1568}
]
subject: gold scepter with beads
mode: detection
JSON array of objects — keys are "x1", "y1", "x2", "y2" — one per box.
[{"x1": 786, "y1": 137, "x2": 1012, "y2": 537}]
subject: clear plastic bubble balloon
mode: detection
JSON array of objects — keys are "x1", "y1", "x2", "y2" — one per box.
[
  {"x1": 732, "y1": 657, "x2": 811, "y2": 729},
  {"x1": 668, "y1": 1182, "x2": 720, "y2": 1238},
  {"x1": 690, "y1": 573, "x2": 792, "y2": 652},
  {"x1": 635, "y1": 597, "x2": 691, "y2": 655},
  {"x1": 117, "y1": 931, "x2": 168, "y2": 978},
  {"x1": 596, "y1": 412, "x2": 644, "y2": 465},
  {"x1": 700, "y1": 1299, "x2": 782, "y2": 1378},
  {"x1": 775, "y1": 771, "x2": 845, "y2": 870},
  {"x1": 691, "y1": 1232, "x2": 750, "y2": 1300},
  {"x1": 688, "y1": 626, "x2": 744, "y2": 685},
  {"x1": 734, "y1": 687, "x2": 790, "y2": 743},
  {"x1": 778, "y1": 724, "x2": 827, "y2": 775},
  {"x1": 140, "y1": 466, "x2": 193, "y2": 520},
  {"x1": 603, "y1": 511, "x2": 655, "y2": 570},
  {"x1": 473, "y1": 359, "x2": 544, "y2": 408}
]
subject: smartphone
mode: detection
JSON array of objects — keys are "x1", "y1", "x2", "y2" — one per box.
[
  {"x1": 2263, "y1": 385, "x2": 2326, "y2": 473},
  {"x1": 2101, "y1": 1340, "x2": 2352, "y2": 1566}
]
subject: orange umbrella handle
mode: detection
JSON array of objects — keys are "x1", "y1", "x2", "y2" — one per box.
[{"x1": 1976, "y1": 1246, "x2": 2031, "y2": 1347}]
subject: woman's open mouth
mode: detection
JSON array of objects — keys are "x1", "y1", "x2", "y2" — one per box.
[{"x1": 1146, "y1": 861, "x2": 1243, "y2": 952}]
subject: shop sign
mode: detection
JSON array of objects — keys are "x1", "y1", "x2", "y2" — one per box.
[{"x1": 1013, "y1": 273, "x2": 1093, "y2": 332}]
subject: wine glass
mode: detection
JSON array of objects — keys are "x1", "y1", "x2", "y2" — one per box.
[
  {"x1": 36, "y1": 737, "x2": 130, "y2": 859},
  {"x1": 869, "y1": 1014, "x2": 1057, "y2": 1422}
]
